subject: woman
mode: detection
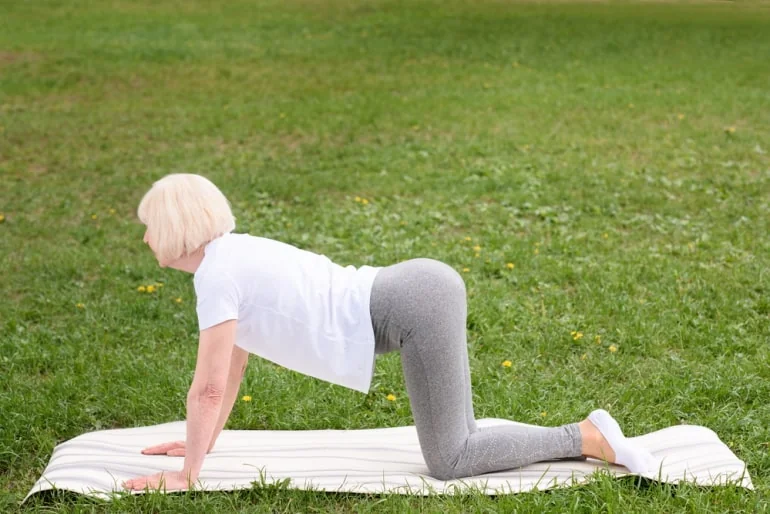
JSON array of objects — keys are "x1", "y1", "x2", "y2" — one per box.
[{"x1": 123, "y1": 174, "x2": 657, "y2": 491}]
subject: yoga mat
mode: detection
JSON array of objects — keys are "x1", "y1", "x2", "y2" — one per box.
[{"x1": 25, "y1": 418, "x2": 752, "y2": 501}]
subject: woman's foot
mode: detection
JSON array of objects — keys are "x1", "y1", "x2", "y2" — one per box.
[{"x1": 578, "y1": 409, "x2": 660, "y2": 474}]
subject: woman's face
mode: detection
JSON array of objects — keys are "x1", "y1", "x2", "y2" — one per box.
[{"x1": 143, "y1": 226, "x2": 165, "y2": 266}]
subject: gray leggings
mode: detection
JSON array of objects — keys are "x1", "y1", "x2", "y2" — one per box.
[{"x1": 370, "y1": 258, "x2": 582, "y2": 480}]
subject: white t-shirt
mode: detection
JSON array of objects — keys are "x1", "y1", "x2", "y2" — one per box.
[{"x1": 193, "y1": 233, "x2": 381, "y2": 393}]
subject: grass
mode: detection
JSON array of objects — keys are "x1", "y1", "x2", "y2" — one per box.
[{"x1": 1, "y1": 0, "x2": 769, "y2": 511}]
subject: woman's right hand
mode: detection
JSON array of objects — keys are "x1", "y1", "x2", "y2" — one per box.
[{"x1": 141, "y1": 440, "x2": 187, "y2": 457}]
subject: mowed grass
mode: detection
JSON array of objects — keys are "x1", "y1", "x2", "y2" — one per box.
[{"x1": 2, "y1": 0, "x2": 769, "y2": 511}]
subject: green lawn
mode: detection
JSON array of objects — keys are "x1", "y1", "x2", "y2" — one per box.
[{"x1": 2, "y1": 0, "x2": 769, "y2": 511}]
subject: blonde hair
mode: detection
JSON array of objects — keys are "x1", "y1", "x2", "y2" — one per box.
[{"x1": 137, "y1": 174, "x2": 235, "y2": 263}]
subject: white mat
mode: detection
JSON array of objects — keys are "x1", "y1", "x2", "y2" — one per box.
[{"x1": 25, "y1": 418, "x2": 752, "y2": 501}]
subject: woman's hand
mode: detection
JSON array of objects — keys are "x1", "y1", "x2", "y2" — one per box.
[
  {"x1": 122, "y1": 470, "x2": 194, "y2": 491},
  {"x1": 141, "y1": 440, "x2": 187, "y2": 457}
]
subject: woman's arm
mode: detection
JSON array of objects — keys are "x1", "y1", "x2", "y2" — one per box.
[
  {"x1": 182, "y1": 319, "x2": 237, "y2": 482},
  {"x1": 207, "y1": 345, "x2": 249, "y2": 452}
]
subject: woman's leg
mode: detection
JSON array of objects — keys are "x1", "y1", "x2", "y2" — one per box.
[{"x1": 371, "y1": 258, "x2": 582, "y2": 480}]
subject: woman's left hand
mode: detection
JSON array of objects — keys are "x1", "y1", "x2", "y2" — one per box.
[{"x1": 122, "y1": 470, "x2": 194, "y2": 491}]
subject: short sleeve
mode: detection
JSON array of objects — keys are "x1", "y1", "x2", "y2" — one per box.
[{"x1": 195, "y1": 270, "x2": 240, "y2": 331}]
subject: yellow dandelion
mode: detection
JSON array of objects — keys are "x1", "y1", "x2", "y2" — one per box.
[
  {"x1": 464, "y1": 236, "x2": 472, "y2": 242},
  {"x1": 0, "y1": 214, "x2": 5, "y2": 223},
  {"x1": 571, "y1": 331, "x2": 583, "y2": 341},
  {"x1": 506, "y1": 262, "x2": 514, "y2": 270},
  {"x1": 580, "y1": 353, "x2": 587, "y2": 361},
  {"x1": 279, "y1": 113, "x2": 286, "y2": 118},
  {"x1": 677, "y1": 113, "x2": 685, "y2": 121},
  {"x1": 725, "y1": 126, "x2": 736, "y2": 134},
  {"x1": 386, "y1": 394, "x2": 396, "y2": 401},
  {"x1": 534, "y1": 248, "x2": 540, "y2": 255},
  {"x1": 175, "y1": 297, "x2": 182, "y2": 304},
  {"x1": 540, "y1": 411, "x2": 547, "y2": 417},
  {"x1": 595, "y1": 335, "x2": 601, "y2": 345},
  {"x1": 137, "y1": 285, "x2": 146, "y2": 292},
  {"x1": 146, "y1": 285, "x2": 156, "y2": 293},
  {"x1": 609, "y1": 344, "x2": 618, "y2": 353},
  {"x1": 502, "y1": 360, "x2": 512, "y2": 368},
  {"x1": 242, "y1": 395, "x2": 252, "y2": 402},
  {"x1": 474, "y1": 253, "x2": 480, "y2": 258},
  {"x1": 473, "y1": 245, "x2": 481, "y2": 252},
  {"x1": 91, "y1": 214, "x2": 97, "y2": 220},
  {"x1": 361, "y1": 199, "x2": 369, "y2": 205},
  {"x1": 354, "y1": 196, "x2": 362, "y2": 203},
  {"x1": 462, "y1": 267, "x2": 470, "y2": 273},
  {"x1": 109, "y1": 208, "x2": 116, "y2": 215},
  {"x1": 602, "y1": 233, "x2": 609, "y2": 239},
  {"x1": 156, "y1": 282, "x2": 164, "y2": 288},
  {"x1": 76, "y1": 303, "x2": 85, "y2": 309}
]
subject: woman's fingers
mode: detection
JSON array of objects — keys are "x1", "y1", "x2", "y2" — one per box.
[
  {"x1": 166, "y1": 448, "x2": 186, "y2": 457},
  {"x1": 141, "y1": 440, "x2": 185, "y2": 455}
]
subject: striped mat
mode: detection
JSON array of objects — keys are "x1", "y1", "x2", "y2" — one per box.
[{"x1": 25, "y1": 418, "x2": 752, "y2": 500}]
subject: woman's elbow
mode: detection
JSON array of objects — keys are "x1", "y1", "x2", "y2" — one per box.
[{"x1": 190, "y1": 383, "x2": 225, "y2": 403}]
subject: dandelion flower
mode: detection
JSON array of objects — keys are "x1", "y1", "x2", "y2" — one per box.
[
  {"x1": 76, "y1": 303, "x2": 85, "y2": 309},
  {"x1": 464, "y1": 236, "x2": 472, "y2": 242},
  {"x1": 462, "y1": 268, "x2": 470, "y2": 273},
  {"x1": 580, "y1": 353, "x2": 587, "y2": 361},
  {"x1": 175, "y1": 297, "x2": 182, "y2": 304},
  {"x1": 677, "y1": 113, "x2": 685, "y2": 120},
  {"x1": 354, "y1": 196, "x2": 362, "y2": 203},
  {"x1": 595, "y1": 335, "x2": 601, "y2": 345},
  {"x1": 146, "y1": 285, "x2": 156, "y2": 293},
  {"x1": 473, "y1": 245, "x2": 481, "y2": 252},
  {"x1": 602, "y1": 233, "x2": 609, "y2": 239},
  {"x1": 725, "y1": 126, "x2": 736, "y2": 134},
  {"x1": 534, "y1": 248, "x2": 540, "y2": 255},
  {"x1": 242, "y1": 395, "x2": 252, "y2": 402},
  {"x1": 506, "y1": 262, "x2": 514, "y2": 269},
  {"x1": 0, "y1": 214, "x2": 5, "y2": 223},
  {"x1": 91, "y1": 214, "x2": 97, "y2": 220},
  {"x1": 474, "y1": 253, "x2": 480, "y2": 258},
  {"x1": 502, "y1": 360, "x2": 512, "y2": 368},
  {"x1": 137, "y1": 285, "x2": 146, "y2": 292},
  {"x1": 109, "y1": 208, "x2": 116, "y2": 215},
  {"x1": 571, "y1": 331, "x2": 584, "y2": 341},
  {"x1": 609, "y1": 345, "x2": 618, "y2": 353},
  {"x1": 386, "y1": 394, "x2": 396, "y2": 401},
  {"x1": 541, "y1": 411, "x2": 547, "y2": 417}
]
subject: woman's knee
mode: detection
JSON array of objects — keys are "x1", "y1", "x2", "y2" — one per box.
[
  {"x1": 414, "y1": 258, "x2": 466, "y2": 299},
  {"x1": 425, "y1": 458, "x2": 463, "y2": 481}
]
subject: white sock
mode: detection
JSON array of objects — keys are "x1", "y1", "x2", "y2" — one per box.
[{"x1": 588, "y1": 409, "x2": 660, "y2": 474}]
